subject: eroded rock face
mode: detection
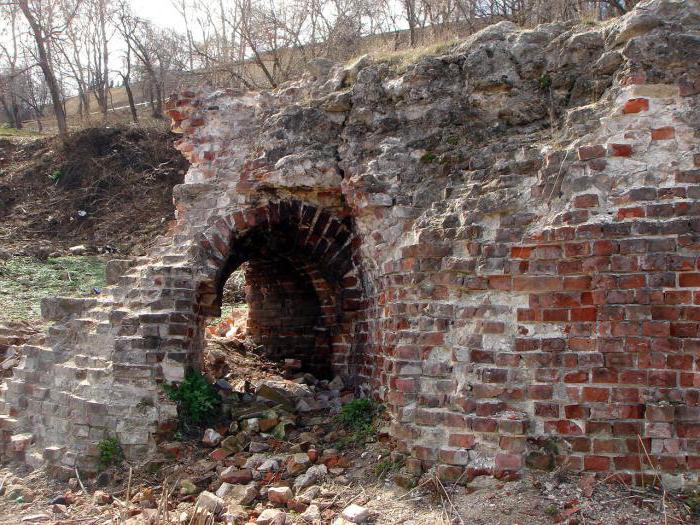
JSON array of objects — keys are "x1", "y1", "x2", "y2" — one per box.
[{"x1": 1, "y1": 0, "x2": 700, "y2": 486}]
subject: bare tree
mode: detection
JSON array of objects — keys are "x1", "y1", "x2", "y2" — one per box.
[{"x1": 17, "y1": 0, "x2": 78, "y2": 138}]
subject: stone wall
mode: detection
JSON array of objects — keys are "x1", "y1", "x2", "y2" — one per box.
[{"x1": 1, "y1": 0, "x2": 700, "y2": 488}]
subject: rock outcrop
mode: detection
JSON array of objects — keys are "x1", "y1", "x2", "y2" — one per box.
[{"x1": 1, "y1": 0, "x2": 700, "y2": 487}]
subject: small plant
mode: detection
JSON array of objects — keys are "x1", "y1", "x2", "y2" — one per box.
[
  {"x1": 686, "y1": 490, "x2": 700, "y2": 516},
  {"x1": 337, "y1": 398, "x2": 375, "y2": 430},
  {"x1": 335, "y1": 398, "x2": 380, "y2": 449},
  {"x1": 373, "y1": 457, "x2": 404, "y2": 478},
  {"x1": 545, "y1": 504, "x2": 558, "y2": 516},
  {"x1": 163, "y1": 369, "x2": 221, "y2": 425},
  {"x1": 97, "y1": 437, "x2": 123, "y2": 470},
  {"x1": 49, "y1": 170, "x2": 63, "y2": 184},
  {"x1": 538, "y1": 73, "x2": 552, "y2": 91},
  {"x1": 420, "y1": 152, "x2": 437, "y2": 164}
]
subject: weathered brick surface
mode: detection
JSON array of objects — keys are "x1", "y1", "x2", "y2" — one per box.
[{"x1": 1, "y1": 1, "x2": 699, "y2": 487}]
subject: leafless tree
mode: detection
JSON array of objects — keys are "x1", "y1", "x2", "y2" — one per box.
[{"x1": 16, "y1": 0, "x2": 80, "y2": 138}]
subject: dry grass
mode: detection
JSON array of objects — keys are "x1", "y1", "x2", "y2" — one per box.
[{"x1": 346, "y1": 38, "x2": 461, "y2": 75}]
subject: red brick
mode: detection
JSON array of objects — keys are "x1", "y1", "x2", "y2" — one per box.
[
  {"x1": 546, "y1": 420, "x2": 584, "y2": 435},
  {"x1": 583, "y1": 387, "x2": 610, "y2": 402},
  {"x1": 577, "y1": 145, "x2": 606, "y2": 161},
  {"x1": 510, "y1": 246, "x2": 533, "y2": 258},
  {"x1": 680, "y1": 273, "x2": 700, "y2": 287},
  {"x1": 448, "y1": 434, "x2": 476, "y2": 448},
  {"x1": 495, "y1": 453, "x2": 522, "y2": 470},
  {"x1": 648, "y1": 370, "x2": 677, "y2": 387},
  {"x1": 614, "y1": 456, "x2": 642, "y2": 470},
  {"x1": 617, "y1": 207, "x2": 645, "y2": 220},
  {"x1": 564, "y1": 276, "x2": 592, "y2": 291},
  {"x1": 488, "y1": 275, "x2": 512, "y2": 290},
  {"x1": 513, "y1": 276, "x2": 563, "y2": 291},
  {"x1": 543, "y1": 309, "x2": 568, "y2": 322},
  {"x1": 565, "y1": 405, "x2": 590, "y2": 419},
  {"x1": 574, "y1": 194, "x2": 599, "y2": 208},
  {"x1": 651, "y1": 127, "x2": 675, "y2": 141},
  {"x1": 584, "y1": 455, "x2": 611, "y2": 471},
  {"x1": 571, "y1": 307, "x2": 596, "y2": 322},
  {"x1": 527, "y1": 385, "x2": 553, "y2": 400},
  {"x1": 592, "y1": 368, "x2": 618, "y2": 384},
  {"x1": 642, "y1": 321, "x2": 670, "y2": 337},
  {"x1": 535, "y1": 403, "x2": 560, "y2": 418},
  {"x1": 623, "y1": 98, "x2": 649, "y2": 113},
  {"x1": 564, "y1": 371, "x2": 589, "y2": 383},
  {"x1": 610, "y1": 143, "x2": 634, "y2": 157}
]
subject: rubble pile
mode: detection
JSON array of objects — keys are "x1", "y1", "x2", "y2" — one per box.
[{"x1": 182, "y1": 373, "x2": 373, "y2": 524}]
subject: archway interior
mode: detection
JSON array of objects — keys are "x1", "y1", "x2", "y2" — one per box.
[{"x1": 213, "y1": 227, "x2": 346, "y2": 379}]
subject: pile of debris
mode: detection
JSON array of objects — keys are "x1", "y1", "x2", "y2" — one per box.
[{"x1": 180, "y1": 373, "x2": 374, "y2": 524}]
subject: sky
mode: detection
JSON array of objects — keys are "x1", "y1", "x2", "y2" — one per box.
[{"x1": 131, "y1": 0, "x2": 183, "y2": 29}]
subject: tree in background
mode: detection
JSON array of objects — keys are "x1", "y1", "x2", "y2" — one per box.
[
  {"x1": 0, "y1": 0, "x2": 643, "y2": 133},
  {"x1": 16, "y1": 0, "x2": 76, "y2": 138}
]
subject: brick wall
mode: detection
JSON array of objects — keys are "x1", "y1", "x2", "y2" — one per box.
[{"x1": 2, "y1": 2, "x2": 699, "y2": 485}]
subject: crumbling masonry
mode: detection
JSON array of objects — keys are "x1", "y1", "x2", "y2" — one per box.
[{"x1": 2, "y1": 0, "x2": 700, "y2": 488}]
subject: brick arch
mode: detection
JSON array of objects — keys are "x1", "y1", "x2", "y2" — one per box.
[{"x1": 192, "y1": 200, "x2": 366, "y2": 378}]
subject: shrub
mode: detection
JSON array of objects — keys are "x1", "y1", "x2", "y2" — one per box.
[
  {"x1": 335, "y1": 398, "x2": 379, "y2": 449},
  {"x1": 97, "y1": 437, "x2": 123, "y2": 470},
  {"x1": 163, "y1": 369, "x2": 221, "y2": 425}
]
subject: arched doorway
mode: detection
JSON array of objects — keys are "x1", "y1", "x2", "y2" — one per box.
[{"x1": 193, "y1": 200, "x2": 365, "y2": 381}]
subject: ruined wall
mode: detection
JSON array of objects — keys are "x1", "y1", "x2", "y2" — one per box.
[{"x1": 1, "y1": 0, "x2": 700, "y2": 487}]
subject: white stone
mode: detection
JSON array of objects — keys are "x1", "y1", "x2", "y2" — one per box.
[
  {"x1": 202, "y1": 428, "x2": 222, "y2": 447},
  {"x1": 341, "y1": 504, "x2": 370, "y2": 523},
  {"x1": 196, "y1": 491, "x2": 224, "y2": 514},
  {"x1": 255, "y1": 508, "x2": 286, "y2": 525}
]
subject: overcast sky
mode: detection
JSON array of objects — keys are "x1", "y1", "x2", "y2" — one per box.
[{"x1": 132, "y1": 0, "x2": 183, "y2": 29}]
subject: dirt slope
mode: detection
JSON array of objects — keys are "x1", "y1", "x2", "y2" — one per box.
[{"x1": 0, "y1": 125, "x2": 187, "y2": 256}]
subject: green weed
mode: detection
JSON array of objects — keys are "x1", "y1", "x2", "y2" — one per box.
[
  {"x1": 97, "y1": 437, "x2": 123, "y2": 470},
  {"x1": 0, "y1": 125, "x2": 42, "y2": 137},
  {"x1": 163, "y1": 370, "x2": 221, "y2": 425},
  {"x1": 420, "y1": 152, "x2": 437, "y2": 164},
  {"x1": 335, "y1": 398, "x2": 380, "y2": 449},
  {"x1": 687, "y1": 490, "x2": 700, "y2": 516},
  {"x1": 49, "y1": 170, "x2": 63, "y2": 184},
  {"x1": 373, "y1": 457, "x2": 404, "y2": 478},
  {"x1": 538, "y1": 73, "x2": 552, "y2": 91}
]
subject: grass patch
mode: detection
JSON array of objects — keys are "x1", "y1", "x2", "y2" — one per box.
[
  {"x1": 364, "y1": 39, "x2": 460, "y2": 74},
  {"x1": 0, "y1": 256, "x2": 106, "y2": 323},
  {"x1": 373, "y1": 457, "x2": 404, "y2": 478},
  {"x1": 0, "y1": 125, "x2": 43, "y2": 138},
  {"x1": 335, "y1": 398, "x2": 381, "y2": 450}
]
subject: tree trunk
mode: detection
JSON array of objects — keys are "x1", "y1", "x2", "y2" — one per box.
[
  {"x1": 18, "y1": 0, "x2": 68, "y2": 138},
  {"x1": 122, "y1": 75, "x2": 138, "y2": 123}
]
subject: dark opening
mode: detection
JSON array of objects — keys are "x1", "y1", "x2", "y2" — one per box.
[{"x1": 209, "y1": 227, "x2": 344, "y2": 380}]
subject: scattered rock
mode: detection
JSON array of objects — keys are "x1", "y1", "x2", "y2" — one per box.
[
  {"x1": 93, "y1": 490, "x2": 113, "y2": 505},
  {"x1": 226, "y1": 483, "x2": 259, "y2": 506},
  {"x1": 287, "y1": 452, "x2": 311, "y2": 475},
  {"x1": 267, "y1": 486, "x2": 293, "y2": 505},
  {"x1": 220, "y1": 467, "x2": 253, "y2": 484},
  {"x1": 294, "y1": 465, "x2": 327, "y2": 491},
  {"x1": 68, "y1": 245, "x2": 87, "y2": 255},
  {"x1": 341, "y1": 504, "x2": 369, "y2": 523},
  {"x1": 301, "y1": 504, "x2": 321, "y2": 523},
  {"x1": 202, "y1": 428, "x2": 222, "y2": 447},
  {"x1": 196, "y1": 491, "x2": 224, "y2": 514},
  {"x1": 255, "y1": 508, "x2": 287, "y2": 525}
]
